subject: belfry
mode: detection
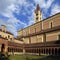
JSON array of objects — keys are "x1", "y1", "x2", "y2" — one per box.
[{"x1": 34, "y1": 4, "x2": 42, "y2": 23}]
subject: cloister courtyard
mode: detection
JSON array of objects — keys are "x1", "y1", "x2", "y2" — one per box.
[{"x1": 9, "y1": 55, "x2": 60, "y2": 60}]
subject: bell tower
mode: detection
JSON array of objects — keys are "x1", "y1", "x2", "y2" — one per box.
[
  {"x1": 1, "y1": 25, "x2": 6, "y2": 32},
  {"x1": 34, "y1": 4, "x2": 42, "y2": 23}
]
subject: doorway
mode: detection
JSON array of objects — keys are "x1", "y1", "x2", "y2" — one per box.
[
  {"x1": 59, "y1": 35, "x2": 60, "y2": 40},
  {"x1": 1, "y1": 44, "x2": 5, "y2": 52}
]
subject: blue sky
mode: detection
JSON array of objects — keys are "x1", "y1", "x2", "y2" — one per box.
[{"x1": 0, "y1": 0, "x2": 60, "y2": 37}]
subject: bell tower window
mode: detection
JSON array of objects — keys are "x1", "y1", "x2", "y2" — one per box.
[
  {"x1": 36, "y1": 14, "x2": 38, "y2": 16},
  {"x1": 36, "y1": 17, "x2": 38, "y2": 20},
  {"x1": 34, "y1": 4, "x2": 42, "y2": 23}
]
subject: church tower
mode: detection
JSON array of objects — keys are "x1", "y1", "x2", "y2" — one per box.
[
  {"x1": 34, "y1": 4, "x2": 42, "y2": 23},
  {"x1": 1, "y1": 25, "x2": 6, "y2": 32}
]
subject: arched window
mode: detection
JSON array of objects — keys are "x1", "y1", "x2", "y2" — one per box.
[
  {"x1": 8, "y1": 35, "x2": 10, "y2": 38},
  {"x1": 0, "y1": 35, "x2": 1, "y2": 37},
  {"x1": 36, "y1": 17, "x2": 38, "y2": 20},
  {"x1": 49, "y1": 22, "x2": 53, "y2": 28},
  {"x1": 35, "y1": 28, "x2": 36, "y2": 33},
  {"x1": 58, "y1": 35, "x2": 60, "y2": 40},
  {"x1": 36, "y1": 13, "x2": 38, "y2": 16},
  {"x1": 51, "y1": 22, "x2": 53, "y2": 28}
]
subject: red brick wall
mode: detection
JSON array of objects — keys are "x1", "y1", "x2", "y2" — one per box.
[
  {"x1": 42, "y1": 13, "x2": 60, "y2": 30},
  {"x1": 0, "y1": 38, "x2": 8, "y2": 45}
]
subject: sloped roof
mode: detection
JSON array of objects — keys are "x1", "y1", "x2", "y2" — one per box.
[{"x1": 0, "y1": 29, "x2": 13, "y2": 35}]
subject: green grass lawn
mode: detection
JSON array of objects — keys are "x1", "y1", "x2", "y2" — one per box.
[
  {"x1": 9, "y1": 55, "x2": 25, "y2": 60},
  {"x1": 9, "y1": 55, "x2": 60, "y2": 60}
]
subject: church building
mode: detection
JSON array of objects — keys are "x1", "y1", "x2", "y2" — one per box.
[{"x1": 0, "y1": 4, "x2": 60, "y2": 56}]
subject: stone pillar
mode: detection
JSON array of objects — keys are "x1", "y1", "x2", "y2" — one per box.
[
  {"x1": 29, "y1": 37, "x2": 31, "y2": 44},
  {"x1": 57, "y1": 48, "x2": 58, "y2": 56},
  {"x1": 37, "y1": 48, "x2": 38, "y2": 53},
  {"x1": 50, "y1": 48, "x2": 52, "y2": 55},
  {"x1": 23, "y1": 48, "x2": 25, "y2": 54},
  {"x1": 5, "y1": 46, "x2": 8, "y2": 53},
  {"x1": 48, "y1": 48, "x2": 49, "y2": 55},
  {"x1": 41, "y1": 48, "x2": 42, "y2": 54},
  {"x1": 36, "y1": 48, "x2": 37, "y2": 53},
  {"x1": 36, "y1": 35, "x2": 38, "y2": 43},
  {"x1": 39, "y1": 48, "x2": 40, "y2": 55},
  {"x1": 0, "y1": 45, "x2": 1, "y2": 52}
]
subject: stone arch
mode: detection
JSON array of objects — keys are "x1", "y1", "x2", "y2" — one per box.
[
  {"x1": 58, "y1": 48, "x2": 60, "y2": 56},
  {"x1": 39, "y1": 48, "x2": 40, "y2": 55},
  {"x1": 52, "y1": 48, "x2": 54, "y2": 55},
  {"x1": 39, "y1": 48, "x2": 40, "y2": 52},
  {"x1": 44, "y1": 48, "x2": 45, "y2": 54},
  {"x1": 37, "y1": 48, "x2": 39, "y2": 53},
  {"x1": 41, "y1": 49, "x2": 43, "y2": 54},
  {"x1": 49, "y1": 48, "x2": 51, "y2": 55},
  {"x1": 46, "y1": 48, "x2": 48, "y2": 54},
  {"x1": 55, "y1": 48, "x2": 57, "y2": 55}
]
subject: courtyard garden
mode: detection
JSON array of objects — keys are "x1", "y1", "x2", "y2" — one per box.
[{"x1": 9, "y1": 54, "x2": 60, "y2": 60}]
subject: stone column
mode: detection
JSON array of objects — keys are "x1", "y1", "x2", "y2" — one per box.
[
  {"x1": 23, "y1": 48, "x2": 25, "y2": 54},
  {"x1": 50, "y1": 48, "x2": 52, "y2": 55},
  {"x1": 0, "y1": 45, "x2": 1, "y2": 52},
  {"x1": 47, "y1": 48, "x2": 48, "y2": 55},
  {"x1": 5, "y1": 46, "x2": 8, "y2": 53},
  {"x1": 57, "y1": 48, "x2": 58, "y2": 56}
]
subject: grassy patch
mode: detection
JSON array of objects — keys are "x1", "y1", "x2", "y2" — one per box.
[
  {"x1": 40, "y1": 56, "x2": 60, "y2": 60},
  {"x1": 9, "y1": 55, "x2": 25, "y2": 60},
  {"x1": 9, "y1": 55, "x2": 60, "y2": 60}
]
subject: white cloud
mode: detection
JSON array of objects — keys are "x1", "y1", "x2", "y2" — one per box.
[
  {"x1": 34, "y1": 0, "x2": 54, "y2": 8},
  {"x1": 8, "y1": 4, "x2": 16, "y2": 12},
  {"x1": 34, "y1": 0, "x2": 46, "y2": 8},
  {"x1": 6, "y1": 18, "x2": 27, "y2": 37},
  {"x1": 51, "y1": 4, "x2": 60, "y2": 15},
  {"x1": 0, "y1": 0, "x2": 28, "y2": 37},
  {"x1": 0, "y1": 18, "x2": 27, "y2": 37},
  {"x1": 45, "y1": 0, "x2": 54, "y2": 9},
  {"x1": 0, "y1": 20, "x2": 6, "y2": 26},
  {"x1": 17, "y1": 0, "x2": 27, "y2": 5},
  {"x1": 0, "y1": 0, "x2": 59, "y2": 37},
  {"x1": 0, "y1": 0, "x2": 15, "y2": 13}
]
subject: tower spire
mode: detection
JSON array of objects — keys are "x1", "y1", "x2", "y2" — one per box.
[
  {"x1": 34, "y1": 4, "x2": 42, "y2": 23},
  {"x1": 35, "y1": 4, "x2": 40, "y2": 13}
]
